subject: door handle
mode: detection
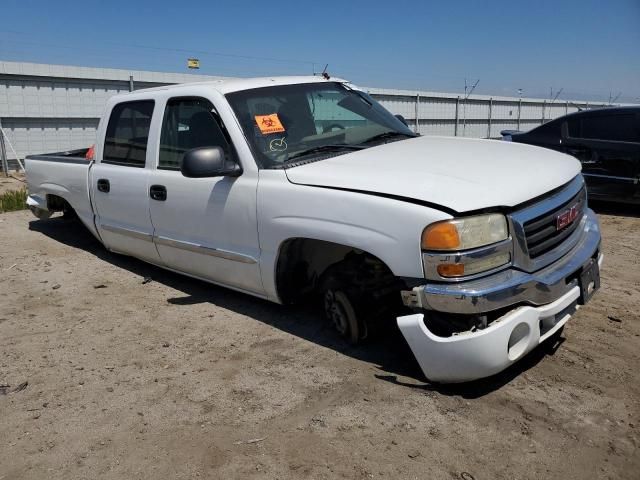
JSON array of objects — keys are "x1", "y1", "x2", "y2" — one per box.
[
  {"x1": 149, "y1": 185, "x2": 167, "y2": 201},
  {"x1": 97, "y1": 179, "x2": 110, "y2": 193}
]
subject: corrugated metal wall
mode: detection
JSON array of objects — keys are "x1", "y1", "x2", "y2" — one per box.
[
  {"x1": 0, "y1": 62, "x2": 229, "y2": 164},
  {"x1": 0, "y1": 61, "x2": 632, "y2": 164},
  {"x1": 366, "y1": 87, "x2": 618, "y2": 139}
]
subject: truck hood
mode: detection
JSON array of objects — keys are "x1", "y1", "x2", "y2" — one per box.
[{"x1": 284, "y1": 136, "x2": 581, "y2": 213}]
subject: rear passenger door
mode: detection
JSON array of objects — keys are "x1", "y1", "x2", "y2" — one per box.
[
  {"x1": 91, "y1": 100, "x2": 162, "y2": 264},
  {"x1": 563, "y1": 111, "x2": 640, "y2": 202}
]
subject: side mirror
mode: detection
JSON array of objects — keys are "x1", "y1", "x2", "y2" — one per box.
[
  {"x1": 181, "y1": 146, "x2": 242, "y2": 178},
  {"x1": 395, "y1": 114, "x2": 408, "y2": 127}
]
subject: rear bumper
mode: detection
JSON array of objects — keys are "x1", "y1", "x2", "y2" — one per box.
[{"x1": 397, "y1": 209, "x2": 602, "y2": 383}]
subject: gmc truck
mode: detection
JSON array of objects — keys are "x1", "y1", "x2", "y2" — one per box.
[{"x1": 25, "y1": 76, "x2": 603, "y2": 383}]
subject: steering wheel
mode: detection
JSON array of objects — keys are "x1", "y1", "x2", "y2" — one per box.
[{"x1": 323, "y1": 123, "x2": 346, "y2": 133}]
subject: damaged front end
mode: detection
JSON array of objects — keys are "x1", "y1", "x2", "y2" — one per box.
[{"x1": 397, "y1": 177, "x2": 602, "y2": 383}]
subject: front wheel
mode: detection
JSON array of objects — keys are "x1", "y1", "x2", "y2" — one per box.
[{"x1": 323, "y1": 288, "x2": 366, "y2": 344}]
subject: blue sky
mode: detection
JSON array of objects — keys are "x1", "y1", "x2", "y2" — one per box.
[{"x1": 1, "y1": 0, "x2": 639, "y2": 102}]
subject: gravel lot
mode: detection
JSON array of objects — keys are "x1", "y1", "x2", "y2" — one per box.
[{"x1": 1, "y1": 207, "x2": 638, "y2": 480}]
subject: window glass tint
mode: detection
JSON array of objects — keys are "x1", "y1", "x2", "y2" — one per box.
[
  {"x1": 532, "y1": 119, "x2": 561, "y2": 137},
  {"x1": 567, "y1": 117, "x2": 581, "y2": 137},
  {"x1": 580, "y1": 114, "x2": 638, "y2": 142},
  {"x1": 104, "y1": 101, "x2": 154, "y2": 167},
  {"x1": 159, "y1": 97, "x2": 229, "y2": 169}
]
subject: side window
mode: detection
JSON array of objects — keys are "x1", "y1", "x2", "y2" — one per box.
[
  {"x1": 103, "y1": 101, "x2": 154, "y2": 167},
  {"x1": 531, "y1": 119, "x2": 561, "y2": 138},
  {"x1": 580, "y1": 114, "x2": 638, "y2": 143},
  {"x1": 159, "y1": 97, "x2": 230, "y2": 170},
  {"x1": 566, "y1": 117, "x2": 581, "y2": 138}
]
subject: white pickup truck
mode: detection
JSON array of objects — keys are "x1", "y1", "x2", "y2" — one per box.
[{"x1": 26, "y1": 76, "x2": 603, "y2": 382}]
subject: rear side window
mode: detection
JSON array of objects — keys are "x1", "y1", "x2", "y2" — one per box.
[
  {"x1": 579, "y1": 113, "x2": 638, "y2": 143},
  {"x1": 567, "y1": 117, "x2": 581, "y2": 137},
  {"x1": 103, "y1": 101, "x2": 154, "y2": 167},
  {"x1": 158, "y1": 97, "x2": 230, "y2": 170},
  {"x1": 531, "y1": 119, "x2": 561, "y2": 138}
]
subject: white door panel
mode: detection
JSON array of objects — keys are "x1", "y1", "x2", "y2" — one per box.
[
  {"x1": 148, "y1": 170, "x2": 262, "y2": 293},
  {"x1": 91, "y1": 163, "x2": 161, "y2": 263},
  {"x1": 91, "y1": 98, "x2": 161, "y2": 264},
  {"x1": 148, "y1": 94, "x2": 262, "y2": 294}
]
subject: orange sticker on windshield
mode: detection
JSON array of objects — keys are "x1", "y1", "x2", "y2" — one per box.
[{"x1": 255, "y1": 114, "x2": 285, "y2": 135}]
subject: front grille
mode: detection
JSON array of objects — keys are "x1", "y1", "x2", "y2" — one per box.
[{"x1": 523, "y1": 186, "x2": 586, "y2": 258}]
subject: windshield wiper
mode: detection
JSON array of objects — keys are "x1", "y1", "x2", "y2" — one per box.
[
  {"x1": 358, "y1": 131, "x2": 417, "y2": 145},
  {"x1": 285, "y1": 144, "x2": 365, "y2": 162}
]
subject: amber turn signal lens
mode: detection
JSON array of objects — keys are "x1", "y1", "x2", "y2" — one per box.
[
  {"x1": 422, "y1": 222, "x2": 460, "y2": 250},
  {"x1": 437, "y1": 263, "x2": 465, "y2": 277}
]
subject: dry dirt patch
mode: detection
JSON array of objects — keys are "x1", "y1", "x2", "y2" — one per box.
[{"x1": 0, "y1": 208, "x2": 638, "y2": 479}]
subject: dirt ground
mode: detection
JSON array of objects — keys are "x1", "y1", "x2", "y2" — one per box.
[
  {"x1": 1, "y1": 205, "x2": 638, "y2": 480},
  {"x1": 0, "y1": 173, "x2": 26, "y2": 195}
]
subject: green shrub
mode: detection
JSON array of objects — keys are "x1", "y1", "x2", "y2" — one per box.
[{"x1": 0, "y1": 188, "x2": 28, "y2": 213}]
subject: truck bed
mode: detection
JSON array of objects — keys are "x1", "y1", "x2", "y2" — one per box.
[
  {"x1": 25, "y1": 149, "x2": 98, "y2": 238},
  {"x1": 26, "y1": 148, "x2": 91, "y2": 164}
]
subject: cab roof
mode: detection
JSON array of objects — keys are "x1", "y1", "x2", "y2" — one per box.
[{"x1": 119, "y1": 75, "x2": 349, "y2": 97}]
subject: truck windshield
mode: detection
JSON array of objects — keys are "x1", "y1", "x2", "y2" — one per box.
[{"x1": 226, "y1": 82, "x2": 416, "y2": 168}]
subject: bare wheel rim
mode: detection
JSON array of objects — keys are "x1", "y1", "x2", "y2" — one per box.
[{"x1": 324, "y1": 289, "x2": 359, "y2": 342}]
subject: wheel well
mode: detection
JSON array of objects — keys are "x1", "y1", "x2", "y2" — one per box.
[
  {"x1": 275, "y1": 238, "x2": 400, "y2": 304},
  {"x1": 46, "y1": 194, "x2": 73, "y2": 213}
]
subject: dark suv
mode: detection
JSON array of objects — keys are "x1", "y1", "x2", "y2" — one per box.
[{"x1": 503, "y1": 107, "x2": 640, "y2": 204}]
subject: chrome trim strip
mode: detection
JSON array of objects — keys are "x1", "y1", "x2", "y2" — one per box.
[
  {"x1": 404, "y1": 209, "x2": 601, "y2": 315},
  {"x1": 583, "y1": 173, "x2": 638, "y2": 184},
  {"x1": 100, "y1": 223, "x2": 153, "y2": 241},
  {"x1": 154, "y1": 235, "x2": 257, "y2": 264},
  {"x1": 422, "y1": 238, "x2": 513, "y2": 282}
]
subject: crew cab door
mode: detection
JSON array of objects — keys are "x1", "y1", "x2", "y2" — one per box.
[
  {"x1": 562, "y1": 111, "x2": 640, "y2": 202},
  {"x1": 147, "y1": 95, "x2": 263, "y2": 294},
  {"x1": 91, "y1": 100, "x2": 162, "y2": 264}
]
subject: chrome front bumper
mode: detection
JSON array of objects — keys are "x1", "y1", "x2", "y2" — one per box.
[
  {"x1": 397, "y1": 208, "x2": 602, "y2": 383},
  {"x1": 401, "y1": 208, "x2": 601, "y2": 315}
]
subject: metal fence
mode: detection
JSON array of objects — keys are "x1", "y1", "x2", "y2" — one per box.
[
  {"x1": 0, "y1": 60, "x2": 634, "y2": 173},
  {"x1": 368, "y1": 87, "x2": 613, "y2": 138}
]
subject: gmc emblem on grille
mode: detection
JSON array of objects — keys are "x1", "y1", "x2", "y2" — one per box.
[{"x1": 556, "y1": 204, "x2": 580, "y2": 230}]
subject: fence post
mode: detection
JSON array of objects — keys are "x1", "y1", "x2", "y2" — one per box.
[
  {"x1": 0, "y1": 118, "x2": 9, "y2": 177},
  {"x1": 487, "y1": 98, "x2": 493, "y2": 138},
  {"x1": 454, "y1": 96, "x2": 460, "y2": 136},
  {"x1": 541, "y1": 100, "x2": 546, "y2": 124},
  {"x1": 414, "y1": 93, "x2": 420, "y2": 134},
  {"x1": 565, "y1": 100, "x2": 569, "y2": 115},
  {"x1": 129, "y1": 75, "x2": 134, "y2": 92},
  {"x1": 517, "y1": 99, "x2": 522, "y2": 131}
]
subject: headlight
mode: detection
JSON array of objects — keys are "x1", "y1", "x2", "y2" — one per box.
[
  {"x1": 421, "y1": 214, "x2": 511, "y2": 279},
  {"x1": 421, "y1": 214, "x2": 508, "y2": 251}
]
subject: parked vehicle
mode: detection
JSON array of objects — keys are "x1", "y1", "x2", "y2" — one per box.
[
  {"x1": 502, "y1": 107, "x2": 640, "y2": 204},
  {"x1": 26, "y1": 77, "x2": 602, "y2": 382}
]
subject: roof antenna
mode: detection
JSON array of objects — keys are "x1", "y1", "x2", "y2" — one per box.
[{"x1": 321, "y1": 64, "x2": 330, "y2": 80}]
